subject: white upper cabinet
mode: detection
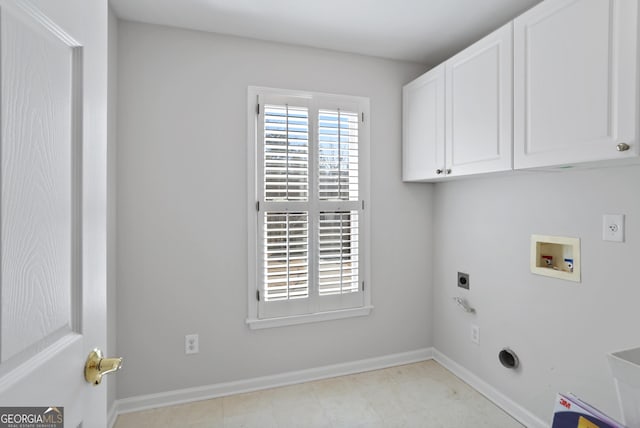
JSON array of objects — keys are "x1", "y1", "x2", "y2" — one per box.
[
  {"x1": 402, "y1": 23, "x2": 512, "y2": 182},
  {"x1": 403, "y1": 0, "x2": 639, "y2": 181},
  {"x1": 446, "y1": 23, "x2": 513, "y2": 177},
  {"x1": 514, "y1": 0, "x2": 639, "y2": 168},
  {"x1": 402, "y1": 64, "x2": 445, "y2": 181}
]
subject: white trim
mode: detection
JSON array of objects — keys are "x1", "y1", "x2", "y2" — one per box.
[
  {"x1": 113, "y1": 348, "x2": 432, "y2": 416},
  {"x1": 107, "y1": 401, "x2": 118, "y2": 428},
  {"x1": 433, "y1": 349, "x2": 548, "y2": 428},
  {"x1": 246, "y1": 88, "x2": 259, "y2": 324},
  {"x1": 247, "y1": 85, "x2": 372, "y2": 323},
  {"x1": 247, "y1": 305, "x2": 373, "y2": 330}
]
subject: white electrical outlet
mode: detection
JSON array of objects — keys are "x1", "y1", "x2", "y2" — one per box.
[
  {"x1": 185, "y1": 334, "x2": 199, "y2": 355},
  {"x1": 471, "y1": 324, "x2": 480, "y2": 345},
  {"x1": 603, "y1": 214, "x2": 625, "y2": 242}
]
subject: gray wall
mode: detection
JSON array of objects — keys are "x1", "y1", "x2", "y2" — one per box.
[
  {"x1": 107, "y1": 5, "x2": 118, "y2": 413},
  {"x1": 433, "y1": 165, "x2": 640, "y2": 424},
  {"x1": 116, "y1": 21, "x2": 432, "y2": 399}
]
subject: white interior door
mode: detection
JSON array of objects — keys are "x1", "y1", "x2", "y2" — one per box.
[{"x1": 0, "y1": 0, "x2": 109, "y2": 426}]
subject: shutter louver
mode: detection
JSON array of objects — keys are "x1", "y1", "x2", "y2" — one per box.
[
  {"x1": 264, "y1": 211, "x2": 309, "y2": 301},
  {"x1": 318, "y1": 109, "x2": 359, "y2": 201},
  {"x1": 318, "y1": 211, "x2": 359, "y2": 295},
  {"x1": 264, "y1": 105, "x2": 309, "y2": 201}
]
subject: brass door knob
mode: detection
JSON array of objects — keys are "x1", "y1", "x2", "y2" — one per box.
[{"x1": 84, "y1": 349, "x2": 123, "y2": 385}]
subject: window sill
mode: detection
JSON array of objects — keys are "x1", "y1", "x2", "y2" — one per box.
[{"x1": 246, "y1": 306, "x2": 374, "y2": 330}]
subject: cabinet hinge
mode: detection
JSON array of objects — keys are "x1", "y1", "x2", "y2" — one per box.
[
  {"x1": 256, "y1": 289, "x2": 261, "y2": 301},
  {"x1": 256, "y1": 103, "x2": 260, "y2": 115},
  {"x1": 361, "y1": 112, "x2": 364, "y2": 123},
  {"x1": 256, "y1": 201, "x2": 260, "y2": 211},
  {"x1": 362, "y1": 200, "x2": 365, "y2": 210},
  {"x1": 362, "y1": 281, "x2": 365, "y2": 291}
]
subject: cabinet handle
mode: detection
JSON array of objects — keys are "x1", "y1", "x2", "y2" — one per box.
[
  {"x1": 446, "y1": 169, "x2": 452, "y2": 174},
  {"x1": 436, "y1": 169, "x2": 443, "y2": 175},
  {"x1": 616, "y1": 143, "x2": 630, "y2": 152}
]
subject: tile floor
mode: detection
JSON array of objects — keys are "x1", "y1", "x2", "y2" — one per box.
[{"x1": 114, "y1": 360, "x2": 524, "y2": 427}]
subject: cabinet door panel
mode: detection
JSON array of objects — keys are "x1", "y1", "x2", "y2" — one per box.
[
  {"x1": 446, "y1": 23, "x2": 513, "y2": 176},
  {"x1": 514, "y1": 0, "x2": 638, "y2": 168},
  {"x1": 402, "y1": 64, "x2": 445, "y2": 181}
]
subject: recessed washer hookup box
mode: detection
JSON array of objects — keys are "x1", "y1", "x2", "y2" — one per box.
[{"x1": 552, "y1": 393, "x2": 623, "y2": 428}]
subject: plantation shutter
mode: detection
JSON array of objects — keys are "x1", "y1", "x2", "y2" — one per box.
[
  {"x1": 318, "y1": 109, "x2": 359, "y2": 202},
  {"x1": 318, "y1": 211, "x2": 359, "y2": 295},
  {"x1": 317, "y1": 109, "x2": 360, "y2": 297},
  {"x1": 263, "y1": 211, "x2": 309, "y2": 301},
  {"x1": 257, "y1": 93, "x2": 365, "y2": 319},
  {"x1": 263, "y1": 104, "x2": 309, "y2": 202},
  {"x1": 260, "y1": 101, "x2": 311, "y2": 309}
]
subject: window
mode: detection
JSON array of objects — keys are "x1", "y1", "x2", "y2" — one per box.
[{"x1": 247, "y1": 87, "x2": 371, "y2": 329}]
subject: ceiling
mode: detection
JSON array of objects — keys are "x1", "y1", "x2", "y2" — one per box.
[{"x1": 109, "y1": 0, "x2": 542, "y2": 65}]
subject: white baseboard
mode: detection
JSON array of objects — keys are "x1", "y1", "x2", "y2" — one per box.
[
  {"x1": 113, "y1": 347, "x2": 433, "y2": 417},
  {"x1": 433, "y1": 349, "x2": 548, "y2": 428}
]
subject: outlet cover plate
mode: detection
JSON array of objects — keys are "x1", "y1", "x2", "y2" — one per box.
[
  {"x1": 603, "y1": 214, "x2": 624, "y2": 242},
  {"x1": 185, "y1": 334, "x2": 199, "y2": 355},
  {"x1": 471, "y1": 324, "x2": 480, "y2": 345}
]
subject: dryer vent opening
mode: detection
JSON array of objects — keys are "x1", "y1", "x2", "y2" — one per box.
[{"x1": 499, "y1": 348, "x2": 519, "y2": 369}]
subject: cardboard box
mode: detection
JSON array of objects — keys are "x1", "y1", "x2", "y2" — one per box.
[{"x1": 552, "y1": 393, "x2": 624, "y2": 428}]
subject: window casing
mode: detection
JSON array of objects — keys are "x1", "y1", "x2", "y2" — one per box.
[{"x1": 247, "y1": 87, "x2": 371, "y2": 328}]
